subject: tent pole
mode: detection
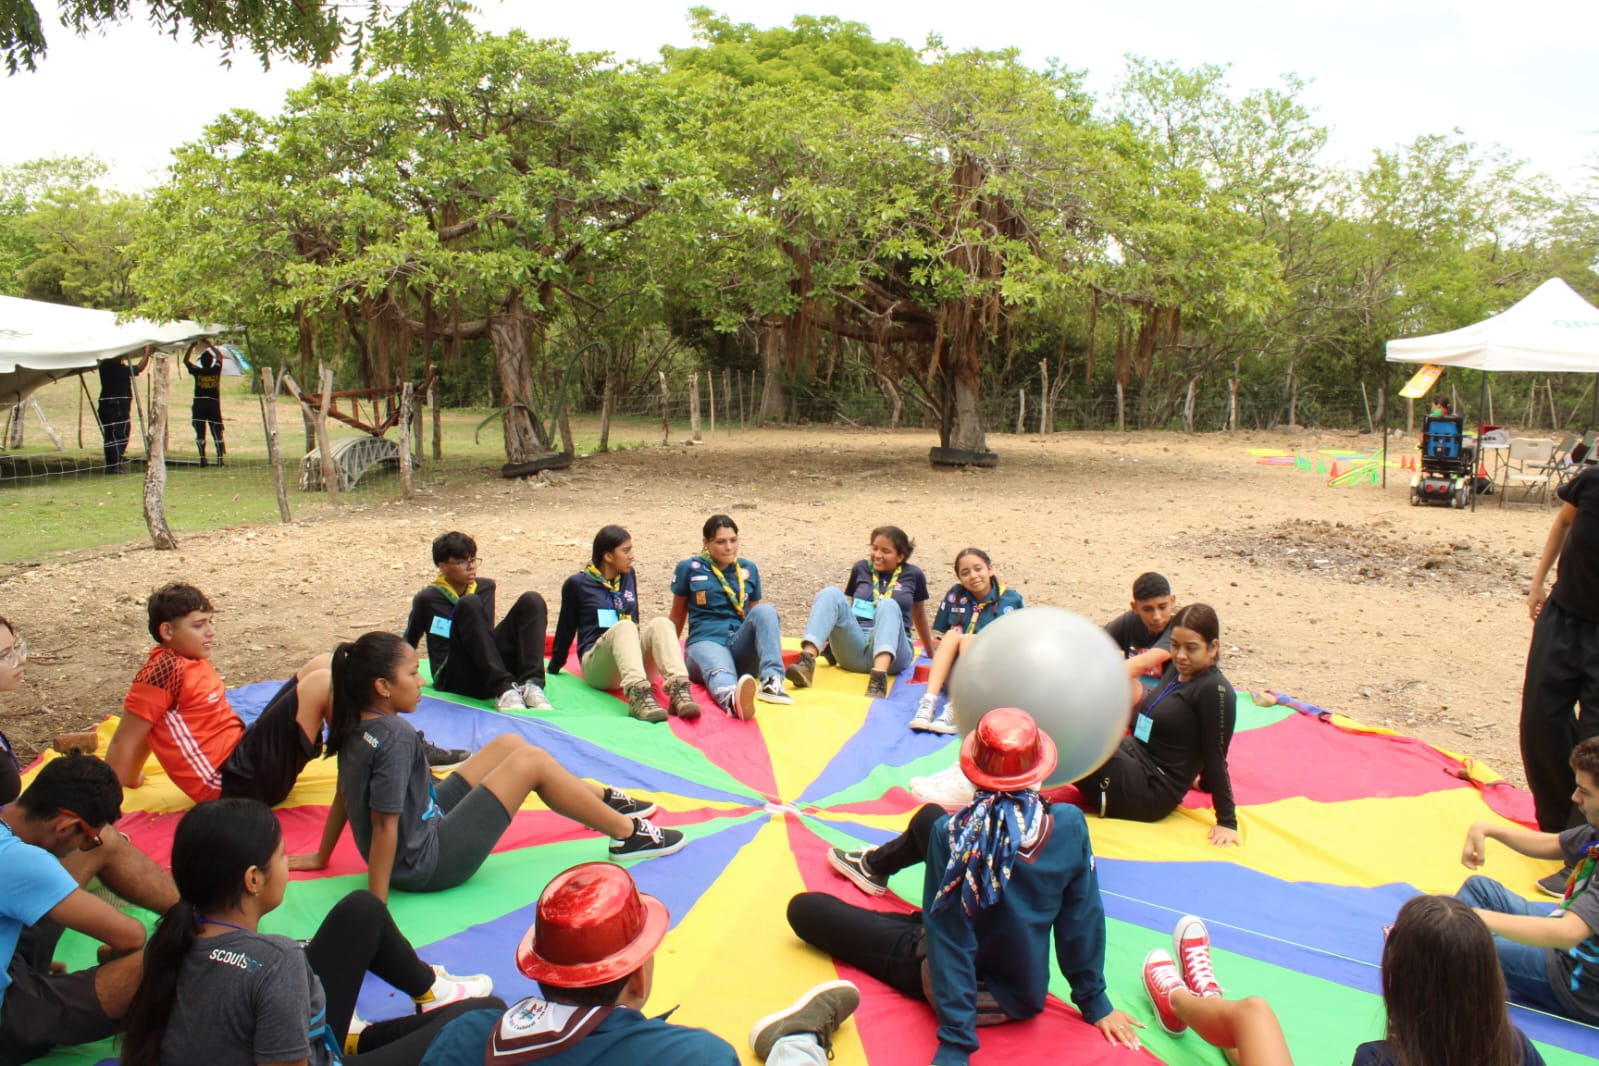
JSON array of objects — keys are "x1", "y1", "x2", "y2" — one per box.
[
  {"x1": 1473, "y1": 372, "x2": 1488, "y2": 512},
  {"x1": 1381, "y1": 361, "x2": 1390, "y2": 488},
  {"x1": 1591, "y1": 373, "x2": 1597, "y2": 431}
]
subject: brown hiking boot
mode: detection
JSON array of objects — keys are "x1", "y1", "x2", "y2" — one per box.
[
  {"x1": 785, "y1": 652, "x2": 816, "y2": 688},
  {"x1": 664, "y1": 677, "x2": 700, "y2": 720},
  {"x1": 625, "y1": 683, "x2": 668, "y2": 723}
]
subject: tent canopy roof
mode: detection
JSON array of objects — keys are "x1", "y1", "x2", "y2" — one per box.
[
  {"x1": 0, "y1": 295, "x2": 224, "y2": 404},
  {"x1": 1385, "y1": 278, "x2": 1599, "y2": 373}
]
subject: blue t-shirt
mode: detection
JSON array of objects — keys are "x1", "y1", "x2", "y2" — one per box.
[
  {"x1": 671, "y1": 556, "x2": 763, "y2": 648},
  {"x1": 418, "y1": 1001, "x2": 738, "y2": 1066},
  {"x1": 842, "y1": 560, "x2": 929, "y2": 636},
  {"x1": 0, "y1": 820, "x2": 80, "y2": 1011},
  {"x1": 931, "y1": 583, "x2": 1024, "y2": 636}
]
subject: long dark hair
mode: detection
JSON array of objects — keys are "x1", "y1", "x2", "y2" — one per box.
[
  {"x1": 121, "y1": 800, "x2": 283, "y2": 1066},
  {"x1": 327, "y1": 632, "x2": 411, "y2": 756},
  {"x1": 592, "y1": 525, "x2": 630, "y2": 567},
  {"x1": 1170, "y1": 603, "x2": 1219, "y2": 645},
  {"x1": 1382, "y1": 895, "x2": 1523, "y2": 1066}
]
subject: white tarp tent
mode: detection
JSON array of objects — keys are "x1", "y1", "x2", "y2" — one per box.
[
  {"x1": 1385, "y1": 278, "x2": 1599, "y2": 371},
  {"x1": 0, "y1": 295, "x2": 223, "y2": 404}
]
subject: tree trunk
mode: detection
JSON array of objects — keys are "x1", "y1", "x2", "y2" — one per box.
[
  {"x1": 486, "y1": 312, "x2": 547, "y2": 462},
  {"x1": 658, "y1": 371, "x2": 671, "y2": 446},
  {"x1": 143, "y1": 353, "x2": 178, "y2": 550},
  {"x1": 398, "y1": 381, "x2": 415, "y2": 499},
  {"x1": 257, "y1": 368, "x2": 291, "y2": 523},
  {"x1": 690, "y1": 372, "x2": 702, "y2": 442},
  {"x1": 1038, "y1": 359, "x2": 1050, "y2": 434},
  {"x1": 315, "y1": 366, "x2": 339, "y2": 504},
  {"x1": 598, "y1": 369, "x2": 614, "y2": 453},
  {"x1": 943, "y1": 361, "x2": 988, "y2": 452},
  {"x1": 759, "y1": 327, "x2": 786, "y2": 423}
]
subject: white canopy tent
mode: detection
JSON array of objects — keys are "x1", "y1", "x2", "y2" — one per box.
[
  {"x1": 1383, "y1": 278, "x2": 1599, "y2": 506},
  {"x1": 0, "y1": 295, "x2": 224, "y2": 405}
]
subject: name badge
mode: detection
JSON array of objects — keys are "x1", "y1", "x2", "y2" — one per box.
[
  {"x1": 1133, "y1": 713, "x2": 1154, "y2": 743},
  {"x1": 595, "y1": 609, "x2": 620, "y2": 629},
  {"x1": 429, "y1": 616, "x2": 452, "y2": 638},
  {"x1": 851, "y1": 597, "x2": 877, "y2": 620}
]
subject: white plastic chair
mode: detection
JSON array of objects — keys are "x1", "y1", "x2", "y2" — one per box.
[{"x1": 1500, "y1": 437, "x2": 1556, "y2": 506}]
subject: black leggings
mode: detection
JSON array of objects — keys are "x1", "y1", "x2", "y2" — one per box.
[
  {"x1": 871, "y1": 803, "x2": 946, "y2": 876},
  {"x1": 434, "y1": 591, "x2": 549, "y2": 698},
  {"x1": 304, "y1": 890, "x2": 503, "y2": 1064},
  {"x1": 1073, "y1": 737, "x2": 1184, "y2": 823}
]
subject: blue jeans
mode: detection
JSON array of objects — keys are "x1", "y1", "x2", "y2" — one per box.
[
  {"x1": 802, "y1": 586, "x2": 912, "y2": 673},
  {"x1": 766, "y1": 1035, "x2": 828, "y2": 1065},
  {"x1": 1457, "y1": 875, "x2": 1566, "y2": 1012},
  {"x1": 686, "y1": 603, "x2": 785, "y2": 699}
]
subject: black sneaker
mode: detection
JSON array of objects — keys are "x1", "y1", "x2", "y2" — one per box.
[
  {"x1": 1537, "y1": 867, "x2": 1572, "y2": 898},
  {"x1": 416, "y1": 732, "x2": 469, "y2": 770},
  {"x1": 749, "y1": 980, "x2": 861, "y2": 1060},
  {"x1": 785, "y1": 652, "x2": 816, "y2": 688},
  {"x1": 609, "y1": 818, "x2": 686, "y2": 861},
  {"x1": 827, "y1": 847, "x2": 887, "y2": 897},
  {"x1": 602, "y1": 786, "x2": 657, "y2": 820},
  {"x1": 864, "y1": 671, "x2": 889, "y2": 699}
]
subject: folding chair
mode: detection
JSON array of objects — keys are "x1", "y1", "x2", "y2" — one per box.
[{"x1": 1500, "y1": 437, "x2": 1556, "y2": 506}]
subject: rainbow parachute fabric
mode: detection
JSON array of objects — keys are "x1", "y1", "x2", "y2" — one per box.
[{"x1": 28, "y1": 651, "x2": 1599, "y2": 1066}]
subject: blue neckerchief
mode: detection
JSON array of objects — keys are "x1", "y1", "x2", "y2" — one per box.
[{"x1": 929, "y1": 789, "x2": 1045, "y2": 926}]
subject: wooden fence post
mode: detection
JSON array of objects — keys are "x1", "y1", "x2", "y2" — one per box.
[
  {"x1": 315, "y1": 366, "x2": 339, "y2": 503},
  {"x1": 689, "y1": 372, "x2": 702, "y2": 442},
  {"x1": 737, "y1": 373, "x2": 746, "y2": 430},
  {"x1": 428, "y1": 366, "x2": 441, "y2": 460},
  {"x1": 257, "y1": 367, "x2": 292, "y2": 523},
  {"x1": 1037, "y1": 360, "x2": 1049, "y2": 434},
  {"x1": 1182, "y1": 379, "x2": 1196, "y2": 434},
  {"x1": 721, "y1": 370, "x2": 731, "y2": 432},
  {"x1": 1017, "y1": 390, "x2": 1026, "y2": 433},
  {"x1": 1115, "y1": 382, "x2": 1126, "y2": 432},
  {"x1": 142, "y1": 352, "x2": 178, "y2": 549},
  {"x1": 598, "y1": 372, "x2": 614, "y2": 453},
  {"x1": 707, "y1": 372, "x2": 716, "y2": 435},
  {"x1": 399, "y1": 381, "x2": 415, "y2": 498},
  {"x1": 658, "y1": 371, "x2": 671, "y2": 446}
]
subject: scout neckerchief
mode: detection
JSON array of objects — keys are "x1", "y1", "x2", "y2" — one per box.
[
  {"x1": 429, "y1": 573, "x2": 476, "y2": 604},
  {"x1": 963, "y1": 581, "x2": 1007, "y2": 635},
  {"x1": 930, "y1": 788, "x2": 1045, "y2": 926},
  {"x1": 483, "y1": 994, "x2": 617, "y2": 1064},
  {"x1": 700, "y1": 552, "x2": 747, "y2": 617},
  {"x1": 1556, "y1": 840, "x2": 1599, "y2": 991},
  {"x1": 585, "y1": 564, "x2": 626, "y2": 612},
  {"x1": 872, "y1": 564, "x2": 903, "y2": 605}
]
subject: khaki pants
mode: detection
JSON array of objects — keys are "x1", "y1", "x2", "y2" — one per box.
[{"x1": 580, "y1": 617, "x2": 687, "y2": 691}]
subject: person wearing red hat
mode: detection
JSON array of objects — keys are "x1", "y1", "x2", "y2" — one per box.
[
  {"x1": 418, "y1": 863, "x2": 862, "y2": 1065},
  {"x1": 791, "y1": 707, "x2": 1143, "y2": 1066}
]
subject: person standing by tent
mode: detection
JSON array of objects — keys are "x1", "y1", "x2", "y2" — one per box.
[
  {"x1": 183, "y1": 343, "x2": 225, "y2": 467},
  {"x1": 96, "y1": 348, "x2": 149, "y2": 473}
]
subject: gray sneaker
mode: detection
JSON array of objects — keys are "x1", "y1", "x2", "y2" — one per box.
[
  {"x1": 909, "y1": 693, "x2": 938, "y2": 731},
  {"x1": 749, "y1": 980, "x2": 861, "y2": 1060},
  {"x1": 518, "y1": 681, "x2": 554, "y2": 711},
  {"x1": 926, "y1": 704, "x2": 958, "y2": 735},
  {"x1": 494, "y1": 688, "x2": 527, "y2": 712}
]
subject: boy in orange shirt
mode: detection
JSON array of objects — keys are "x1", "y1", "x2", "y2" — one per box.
[{"x1": 105, "y1": 583, "x2": 335, "y2": 806}]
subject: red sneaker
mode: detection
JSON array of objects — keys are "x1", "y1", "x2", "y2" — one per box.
[
  {"x1": 1174, "y1": 914, "x2": 1222, "y2": 998},
  {"x1": 1142, "y1": 949, "x2": 1188, "y2": 1036}
]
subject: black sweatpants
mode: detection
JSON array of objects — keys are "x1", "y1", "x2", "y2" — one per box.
[
  {"x1": 1074, "y1": 736, "x2": 1185, "y2": 823},
  {"x1": 304, "y1": 890, "x2": 502, "y2": 1064},
  {"x1": 1519, "y1": 600, "x2": 1599, "y2": 831},
  {"x1": 433, "y1": 591, "x2": 548, "y2": 698},
  {"x1": 191, "y1": 398, "x2": 224, "y2": 449},
  {"x1": 98, "y1": 397, "x2": 130, "y2": 469}
]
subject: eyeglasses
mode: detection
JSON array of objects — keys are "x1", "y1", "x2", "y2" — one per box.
[
  {"x1": 0, "y1": 639, "x2": 25, "y2": 667},
  {"x1": 58, "y1": 808, "x2": 103, "y2": 851},
  {"x1": 445, "y1": 557, "x2": 479, "y2": 568}
]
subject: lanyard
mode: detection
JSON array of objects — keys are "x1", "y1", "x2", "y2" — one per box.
[
  {"x1": 195, "y1": 915, "x2": 251, "y2": 933},
  {"x1": 963, "y1": 581, "x2": 1007, "y2": 634},
  {"x1": 1141, "y1": 677, "x2": 1182, "y2": 717},
  {"x1": 585, "y1": 565, "x2": 625, "y2": 611},
  {"x1": 872, "y1": 565, "x2": 903, "y2": 605},
  {"x1": 701, "y1": 553, "x2": 747, "y2": 617}
]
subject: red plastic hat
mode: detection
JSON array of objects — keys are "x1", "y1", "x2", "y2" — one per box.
[
  {"x1": 959, "y1": 707, "x2": 1058, "y2": 792},
  {"x1": 515, "y1": 862, "x2": 670, "y2": 988}
]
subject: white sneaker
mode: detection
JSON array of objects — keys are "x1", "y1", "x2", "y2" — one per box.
[
  {"x1": 495, "y1": 688, "x2": 527, "y2": 711},
  {"x1": 518, "y1": 682, "x2": 554, "y2": 710},
  {"x1": 757, "y1": 676, "x2": 794, "y2": 705},
  {"x1": 909, "y1": 762, "x2": 975, "y2": 806},
  {"x1": 909, "y1": 693, "x2": 938, "y2": 731},
  {"x1": 721, "y1": 674, "x2": 758, "y2": 721},
  {"x1": 927, "y1": 705, "x2": 958, "y2": 735},
  {"x1": 415, "y1": 964, "x2": 493, "y2": 1012}
]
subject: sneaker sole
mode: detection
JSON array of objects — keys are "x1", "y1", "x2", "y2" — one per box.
[
  {"x1": 735, "y1": 676, "x2": 758, "y2": 720},
  {"x1": 748, "y1": 979, "x2": 859, "y2": 1057},
  {"x1": 610, "y1": 834, "x2": 687, "y2": 861},
  {"x1": 925, "y1": 721, "x2": 958, "y2": 735},
  {"x1": 757, "y1": 690, "x2": 795, "y2": 705},
  {"x1": 1537, "y1": 871, "x2": 1570, "y2": 898},
  {"x1": 826, "y1": 849, "x2": 887, "y2": 897}
]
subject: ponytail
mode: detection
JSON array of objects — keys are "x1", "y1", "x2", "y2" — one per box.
[
  {"x1": 327, "y1": 632, "x2": 411, "y2": 757},
  {"x1": 119, "y1": 899, "x2": 199, "y2": 1066}
]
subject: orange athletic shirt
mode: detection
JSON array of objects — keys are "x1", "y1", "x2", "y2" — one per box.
[{"x1": 122, "y1": 647, "x2": 241, "y2": 802}]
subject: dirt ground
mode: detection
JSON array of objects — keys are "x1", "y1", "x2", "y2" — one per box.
[{"x1": 0, "y1": 426, "x2": 1562, "y2": 787}]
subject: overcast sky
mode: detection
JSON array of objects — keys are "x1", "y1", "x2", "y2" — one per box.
[{"x1": 2, "y1": 0, "x2": 1596, "y2": 192}]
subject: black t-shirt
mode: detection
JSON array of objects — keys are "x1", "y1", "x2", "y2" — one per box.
[
  {"x1": 403, "y1": 577, "x2": 499, "y2": 668},
  {"x1": 549, "y1": 569, "x2": 642, "y2": 670},
  {"x1": 98, "y1": 359, "x2": 132, "y2": 400},
  {"x1": 1103, "y1": 611, "x2": 1172, "y2": 658},
  {"x1": 186, "y1": 354, "x2": 223, "y2": 402},
  {"x1": 1553, "y1": 466, "x2": 1599, "y2": 622},
  {"x1": 1135, "y1": 664, "x2": 1239, "y2": 829}
]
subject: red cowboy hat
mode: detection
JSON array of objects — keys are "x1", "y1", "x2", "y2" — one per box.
[
  {"x1": 515, "y1": 862, "x2": 670, "y2": 988},
  {"x1": 959, "y1": 707, "x2": 1058, "y2": 792}
]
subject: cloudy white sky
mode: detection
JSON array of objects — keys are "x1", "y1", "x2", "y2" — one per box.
[{"x1": 2, "y1": 0, "x2": 1596, "y2": 192}]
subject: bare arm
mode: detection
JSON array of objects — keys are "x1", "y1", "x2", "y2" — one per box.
[
  {"x1": 1475, "y1": 907, "x2": 1591, "y2": 950},
  {"x1": 365, "y1": 809, "x2": 400, "y2": 904},
  {"x1": 1461, "y1": 820, "x2": 1564, "y2": 867},
  {"x1": 1529, "y1": 503, "x2": 1577, "y2": 620},
  {"x1": 103, "y1": 715, "x2": 153, "y2": 789},
  {"x1": 912, "y1": 601, "x2": 935, "y2": 656},
  {"x1": 669, "y1": 594, "x2": 688, "y2": 638},
  {"x1": 47, "y1": 889, "x2": 146, "y2": 956},
  {"x1": 288, "y1": 786, "x2": 348, "y2": 871}
]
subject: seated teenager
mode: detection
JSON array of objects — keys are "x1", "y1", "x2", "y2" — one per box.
[
  {"x1": 121, "y1": 798, "x2": 501, "y2": 1066},
  {"x1": 788, "y1": 525, "x2": 935, "y2": 699},
  {"x1": 669, "y1": 514, "x2": 790, "y2": 720},
  {"x1": 797, "y1": 709, "x2": 1143, "y2": 1064},
  {"x1": 1074, "y1": 603, "x2": 1241, "y2": 847},
  {"x1": 1456, "y1": 735, "x2": 1599, "y2": 1026},
  {"x1": 551, "y1": 525, "x2": 698, "y2": 723},
  {"x1": 1353, "y1": 895, "x2": 1545, "y2": 1066},
  {"x1": 1104, "y1": 571, "x2": 1175, "y2": 687},
  {"x1": 1143, "y1": 915, "x2": 1293, "y2": 1066},
  {"x1": 1, "y1": 755, "x2": 158, "y2": 1065},
  {"x1": 105, "y1": 583, "x2": 340, "y2": 807},
  {"x1": 290, "y1": 633, "x2": 683, "y2": 897},
  {"x1": 1, "y1": 614, "x2": 27, "y2": 804},
  {"x1": 403, "y1": 531, "x2": 553, "y2": 713},
  {"x1": 911, "y1": 547, "x2": 1024, "y2": 735},
  {"x1": 416, "y1": 862, "x2": 743, "y2": 1065}
]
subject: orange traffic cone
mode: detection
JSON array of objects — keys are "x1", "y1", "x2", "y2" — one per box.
[
  {"x1": 1329, "y1": 460, "x2": 1341, "y2": 479},
  {"x1": 1478, "y1": 463, "x2": 1488, "y2": 480}
]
